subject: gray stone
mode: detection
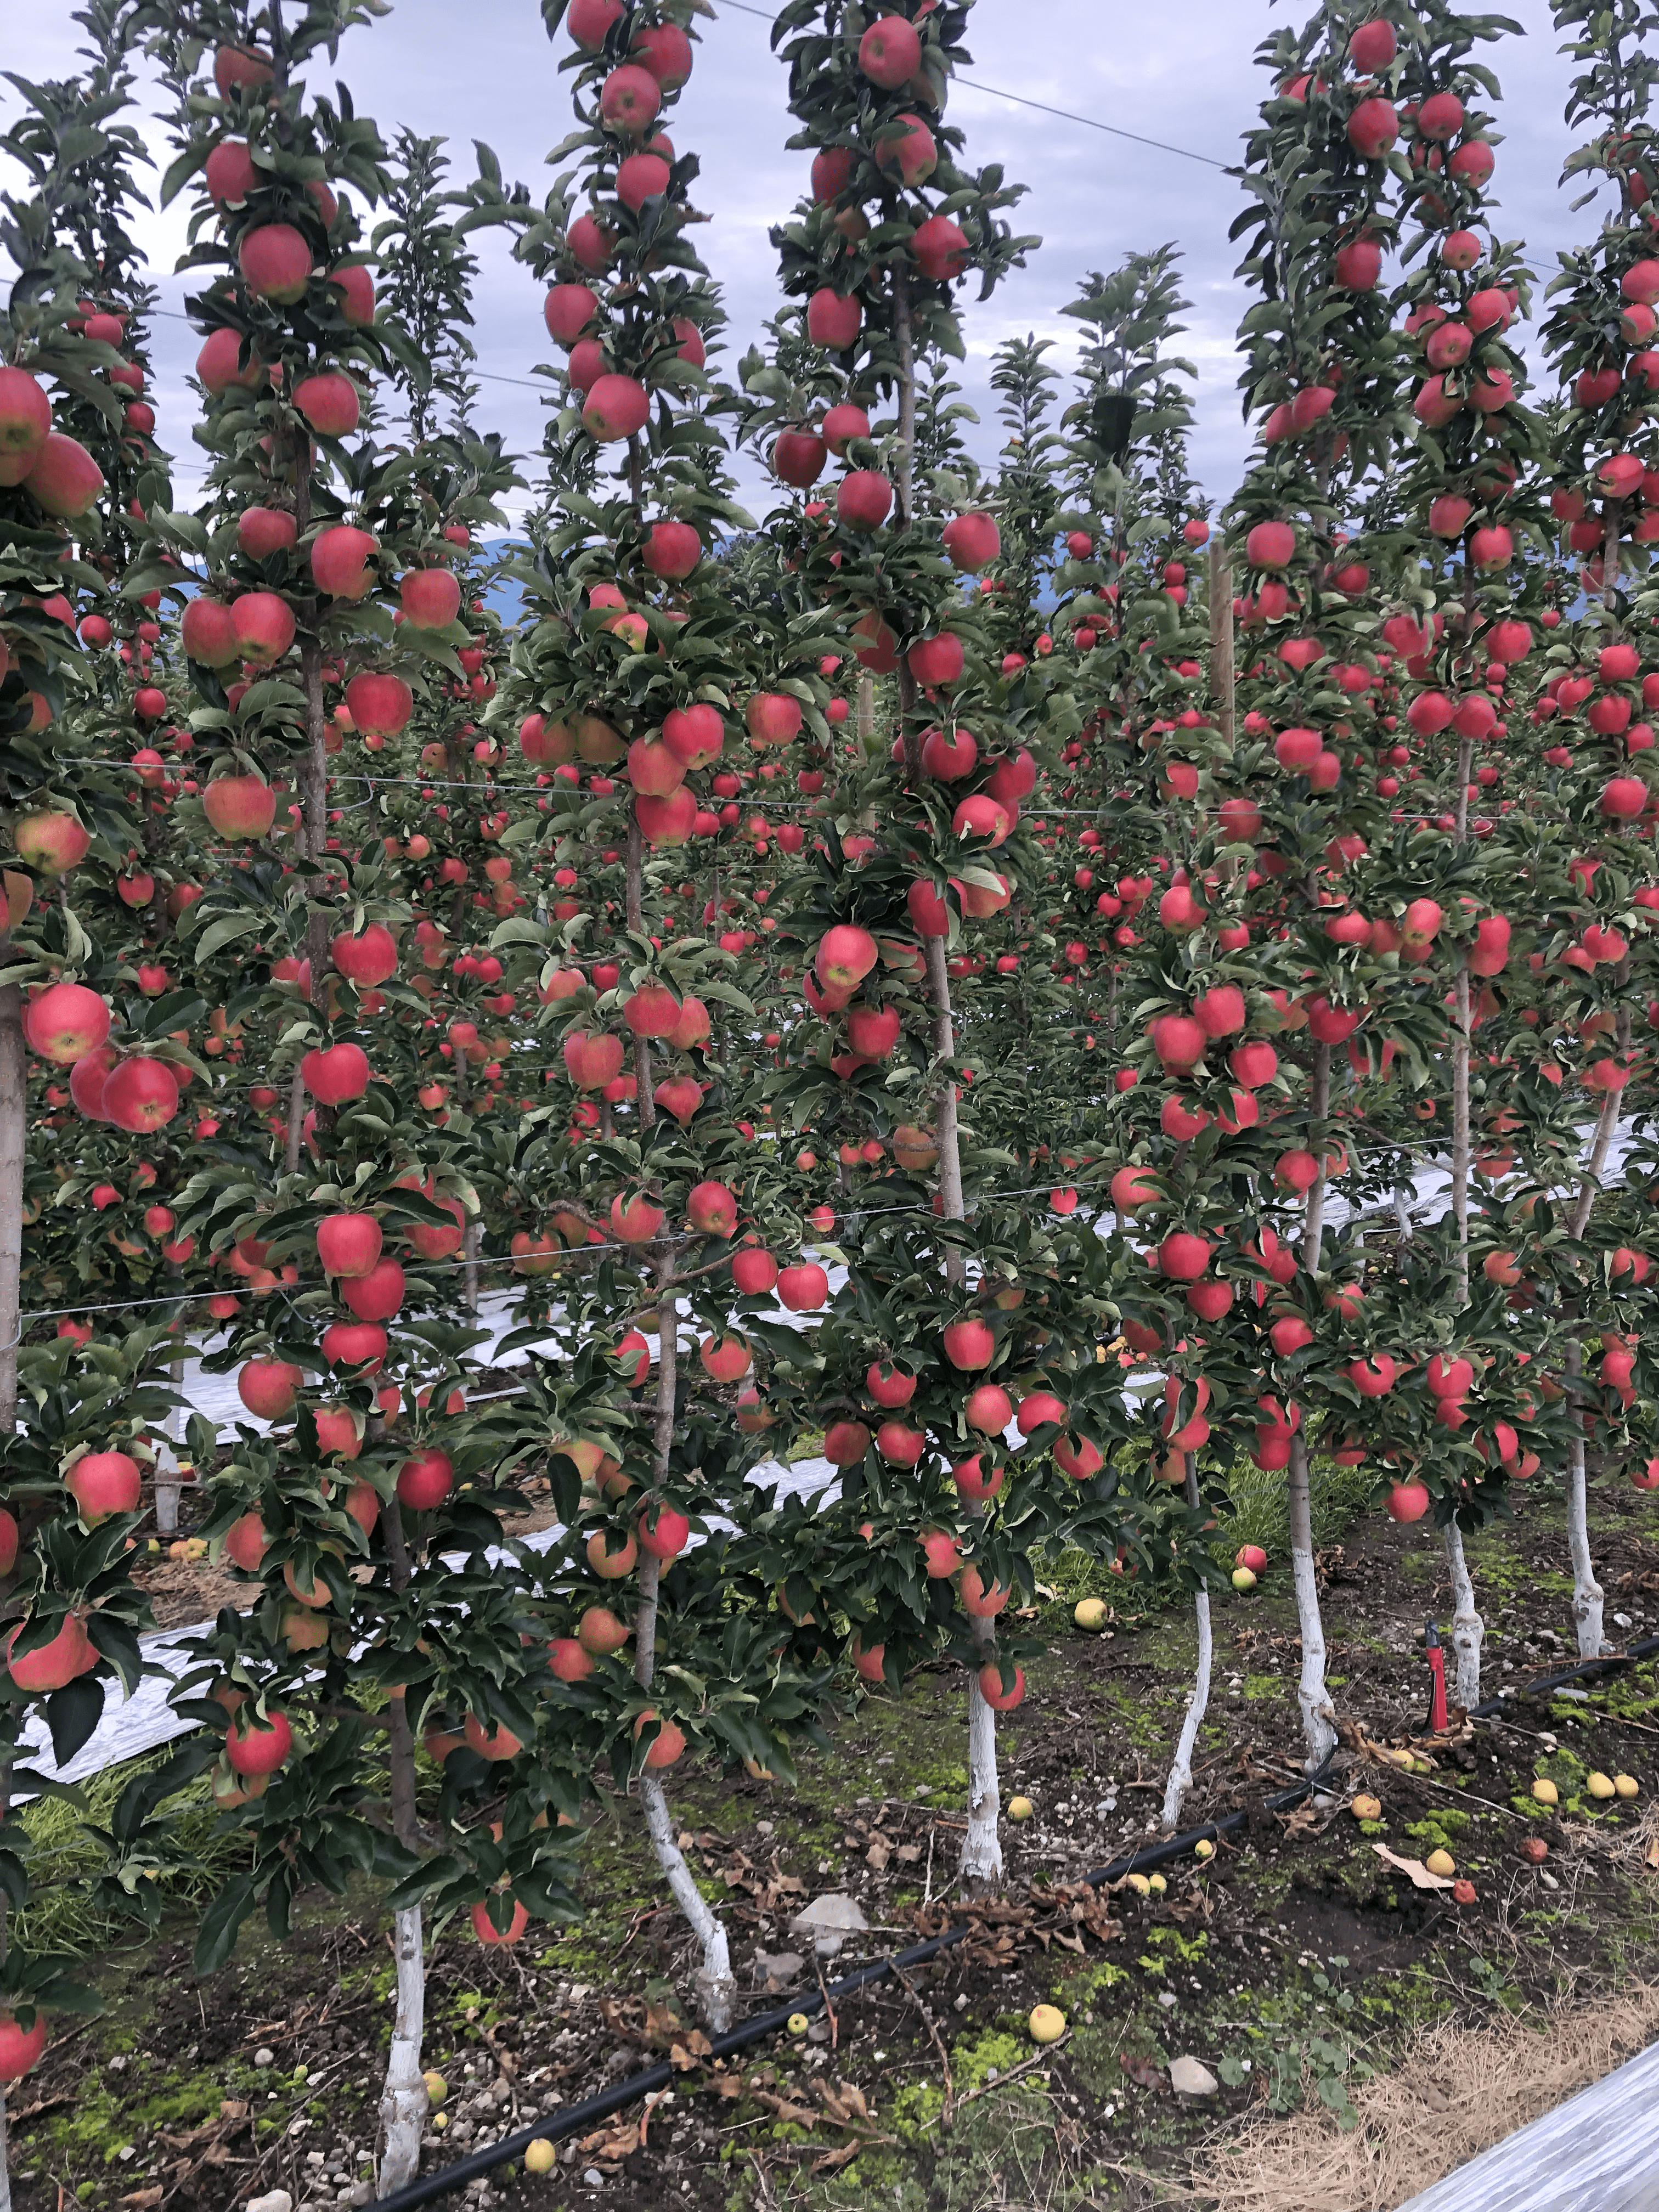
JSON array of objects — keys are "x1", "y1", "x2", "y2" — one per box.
[
  {"x1": 247, "y1": 2193, "x2": 294, "y2": 2212},
  {"x1": 789, "y1": 1892, "x2": 869, "y2": 1956},
  {"x1": 1169, "y1": 2056, "x2": 1218, "y2": 2098}
]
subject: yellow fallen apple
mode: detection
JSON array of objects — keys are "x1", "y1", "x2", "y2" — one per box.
[
  {"x1": 1029, "y1": 2004, "x2": 1066, "y2": 2045},
  {"x1": 1124, "y1": 1871, "x2": 1152, "y2": 1897},
  {"x1": 524, "y1": 2139, "x2": 556, "y2": 2176},
  {"x1": 1425, "y1": 1848, "x2": 1455, "y2": 1877},
  {"x1": 1616, "y1": 1774, "x2": 1640, "y2": 1799},
  {"x1": 1231, "y1": 1566, "x2": 1257, "y2": 1593},
  {"x1": 1008, "y1": 1795, "x2": 1035, "y2": 1821},
  {"x1": 422, "y1": 2072, "x2": 448, "y2": 2108},
  {"x1": 432, "y1": 2112, "x2": 448, "y2": 2132},
  {"x1": 1350, "y1": 1793, "x2": 1382, "y2": 1821},
  {"x1": 787, "y1": 2012, "x2": 809, "y2": 2036},
  {"x1": 1531, "y1": 1777, "x2": 1559, "y2": 1807},
  {"x1": 1148, "y1": 1872, "x2": 1167, "y2": 1895},
  {"x1": 1194, "y1": 1837, "x2": 1215, "y2": 1860},
  {"x1": 1074, "y1": 1598, "x2": 1107, "y2": 1631},
  {"x1": 1587, "y1": 1771, "x2": 1616, "y2": 1801}
]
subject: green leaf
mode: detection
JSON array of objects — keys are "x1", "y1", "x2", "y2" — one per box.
[
  {"x1": 195, "y1": 1873, "x2": 257, "y2": 1974},
  {"x1": 43, "y1": 1677, "x2": 104, "y2": 1767}
]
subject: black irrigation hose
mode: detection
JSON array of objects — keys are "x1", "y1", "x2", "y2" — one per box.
[
  {"x1": 1466, "y1": 1628, "x2": 1659, "y2": 1718},
  {"x1": 375, "y1": 1638, "x2": 1659, "y2": 2208}
]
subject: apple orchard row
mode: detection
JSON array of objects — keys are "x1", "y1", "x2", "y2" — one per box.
[{"x1": 0, "y1": 0, "x2": 1654, "y2": 2181}]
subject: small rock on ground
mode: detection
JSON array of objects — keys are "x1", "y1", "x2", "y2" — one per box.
[{"x1": 1169, "y1": 2055, "x2": 1218, "y2": 2097}]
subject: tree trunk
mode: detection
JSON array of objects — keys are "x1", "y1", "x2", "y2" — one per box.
[
  {"x1": 1566, "y1": 1088, "x2": 1622, "y2": 1657},
  {"x1": 961, "y1": 1669, "x2": 1003, "y2": 1890},
  {"x1": 1288, "y1": 1432, "x2": 1336, "y2": 1768},
  {"x1": 1207, "y1": 540, "x2": 1234, "y2": 749},
  {"x1": 1442, "y1": 1519, "x2": 1483, "y2": 1706},
  {"x1": 1288, "y1": 1042, "x2": 1335, "y2": 1768},
  {"x1": 639, "y1": 1768, "x2": 733, "y2": 2027},
  {"x1": 377, "y1": 1513, "x2": 428, "y2": 2195},
  {"x1": 0, "y1": 987, "x2": 26, "y2": 1434},
  {"x1": 918, "y1": 939, "x2": 995, "y2": 1886},
  {"x1": 377, "y1": 1903, "x2": 426, "y2": 2196},
  {"x1": 1161, "y1": 1454, "x2": 1212, "y2": 1829},
  {"x1": 1443, "y1": 952, "x2": 1482, "y2": 1698},
  {"x1": 284, "y1": 1066, "x2": 306, "y2": 1176},
  {"x1": 631, "y1": 1250, "x2": 735, "y2": 2024},
  {"x1": 1565, "y1": 1340, "x2": 1607, "y2": 1657}
]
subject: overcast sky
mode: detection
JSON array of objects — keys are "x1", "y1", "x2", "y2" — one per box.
[{"x1": 1, "y1": 0, "x2": 1611, "y2": 525}]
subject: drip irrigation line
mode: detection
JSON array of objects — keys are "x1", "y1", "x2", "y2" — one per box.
[{"x1": 374, "y1": 1629, "x2": 1659, "y2": 2210}]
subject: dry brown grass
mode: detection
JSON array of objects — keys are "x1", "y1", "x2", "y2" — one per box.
[{"x1": 1192, "y1": 1984, "x2": 1659, "y2": 2212}]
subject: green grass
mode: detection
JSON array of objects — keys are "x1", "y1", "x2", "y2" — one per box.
[
  {"x1": 13, "y1": 1751, "x2": 247, "y2": 1957},
  {"x1": 1219, "y1": 1456, "x2": 1375, "y2": 1560}
]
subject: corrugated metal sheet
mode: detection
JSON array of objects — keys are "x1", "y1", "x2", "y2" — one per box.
[{"x1": 1398, "y1": 2039, "x2": 1659, "y2": 2212}]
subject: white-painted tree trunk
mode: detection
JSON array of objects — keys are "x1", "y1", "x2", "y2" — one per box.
[
  {"x1": 1565, "y1": 1343, "x2": 1608, "y2": 1657},
  {"x1": 1442, "y1": 956, "x2": 1487, "y2": 1695},
  {"x1": 1566, "y1": 1094, "x2": 1621, "y2": 1660},
  {"x1": 961, "y1": 1651, "x2": 1005, "y2": 1891},
  {"x1": 630, "y1": 1256, "x2": 736, "y2": 2032},
  {"x1": 640, "y1": 1774, "x2": 734, "y2": 2029},
  {"x1": 1163, "y1": 1460, "x2": 1212, "y2": 1829},
  {"x1": 376, "y1": 1902, "x2": 427, "y2": 2197},
  {"x1": 1567, "y1": 1441, "x2": 1607, "y2": 1658},
  {"x1": 1442, "y1": 1519, "x2": 1483, "y2": 1706},
  {"x1": 1162, "y1": 1587, "x2": 1212, "y2": 1829},
  {"x1": 1289, "y1": 1048, "x2": 1336, "y2": 1774},
  {"x1": 1289, "y1": 1436, "x2": 1336, "y2": 1770}
]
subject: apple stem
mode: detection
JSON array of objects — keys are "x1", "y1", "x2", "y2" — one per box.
[{"x1": 1161, "y1": 1455, "x2": 1212, "y2": 1829}]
